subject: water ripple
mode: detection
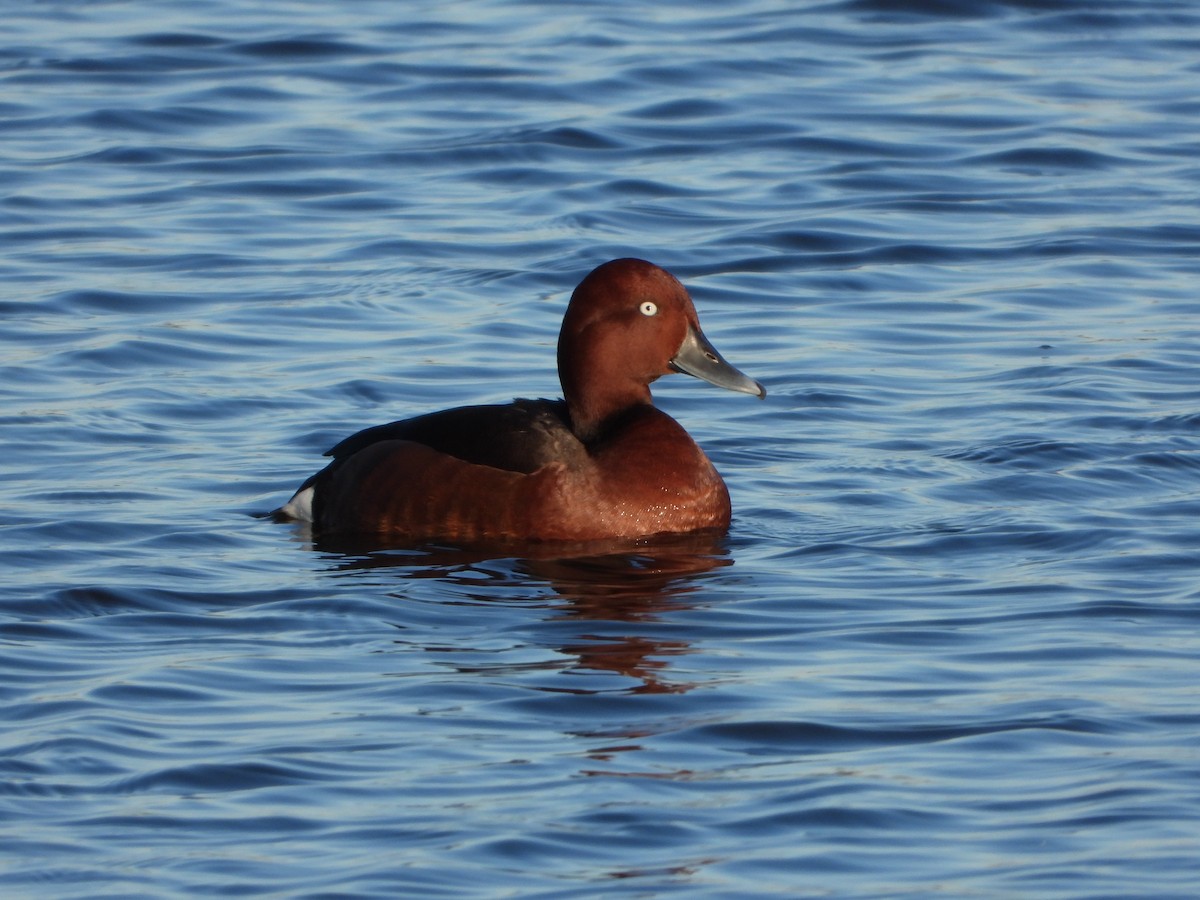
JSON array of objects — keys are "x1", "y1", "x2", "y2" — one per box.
[{"x1": 3, "y1": 1, "x2": 1200, "y2": 897}]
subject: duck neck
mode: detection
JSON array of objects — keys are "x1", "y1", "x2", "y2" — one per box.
[{"x1": 560, "y1": 361, "x2": 653, "y2": 444}]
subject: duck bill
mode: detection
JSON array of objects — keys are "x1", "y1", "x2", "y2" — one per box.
[{"x1": 669, "y1": 323, "x2": 766, "y2": 399}]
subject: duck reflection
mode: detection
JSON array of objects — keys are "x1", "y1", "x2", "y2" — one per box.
[{"x1": 300, "y1": 528, "x2": 732, "y2": 694}]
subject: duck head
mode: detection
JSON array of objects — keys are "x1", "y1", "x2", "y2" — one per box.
[{"x1": 557, "y1": 258, "x2": 765, "y2": 440}]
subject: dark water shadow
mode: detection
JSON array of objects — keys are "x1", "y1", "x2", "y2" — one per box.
[{"x1": 289, "y1": 527, "x2": 734, "y2": 694}]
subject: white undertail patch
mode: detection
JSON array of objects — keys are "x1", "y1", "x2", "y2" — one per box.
[{"x1": 277, "y1": 486, "x2": 314, "y2": 523}]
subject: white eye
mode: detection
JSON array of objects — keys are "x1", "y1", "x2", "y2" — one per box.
[{"x1": 639, "y1": 301, "x2": 658, "y2": 317}]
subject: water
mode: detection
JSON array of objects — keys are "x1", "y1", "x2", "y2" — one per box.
[{"x1": 3, "y1": 1, "x2": 1199, "y2": 896}]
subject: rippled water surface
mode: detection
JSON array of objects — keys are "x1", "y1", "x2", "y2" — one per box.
[{"x1": 4, "y1": 1, "x2": 1200, "y2": 896}]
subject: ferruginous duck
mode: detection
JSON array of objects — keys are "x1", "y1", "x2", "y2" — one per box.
[{"x1": 275, "y1": 258, "x2": 764, "y2": 542}]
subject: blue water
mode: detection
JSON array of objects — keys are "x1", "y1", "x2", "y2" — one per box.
[{"x1": 3, "y1": 1, "x2": 1200, "y2": 896}]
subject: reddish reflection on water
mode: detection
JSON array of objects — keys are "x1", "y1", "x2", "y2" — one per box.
[{"x1": 301, "y1": 529, "x2": 731, "y2": 694}]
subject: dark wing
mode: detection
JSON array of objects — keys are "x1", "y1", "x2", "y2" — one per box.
[{"x1": 323, "y1": 398, "x2": 578, "y2": 475}]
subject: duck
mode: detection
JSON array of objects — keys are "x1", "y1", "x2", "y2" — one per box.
[{"x1": 275, "y1": 258, "x2": 765, "y2": 543}]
